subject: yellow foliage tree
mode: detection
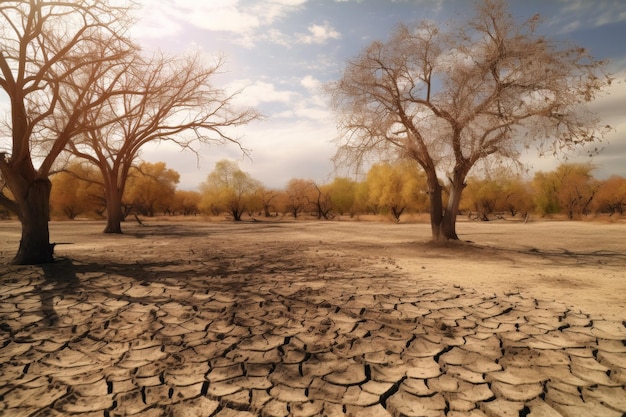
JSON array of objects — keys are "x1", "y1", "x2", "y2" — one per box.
[
  {"x1": 199, "y1": 160, "x2": 261, "y2": 221},
  {"x1": 50, "y1": 163, "x2": 104, "y2": 219},
  {"x1": 365, "y1": 160, "x2": 428, "y2": 222},
  {"x1": 124, "y1": 162, "x2": 180, "y2": 217}
]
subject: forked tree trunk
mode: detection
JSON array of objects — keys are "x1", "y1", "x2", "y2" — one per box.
[{"x1": 13, "y1": 178, "x2": 55, "y2": 264}]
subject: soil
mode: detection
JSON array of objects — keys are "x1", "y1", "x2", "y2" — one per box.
[
  {"x1": 2, "y1": 217, "x2": 623, "y2": 318},
  {"x1": 1, "y1": 218, "x2": 625, "y2": 416}
]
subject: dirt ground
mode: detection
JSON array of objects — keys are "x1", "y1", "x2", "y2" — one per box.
[
  {"x1": 1, "y1": 217, "x2": 624, "y2": 319},
  {"x1": 1, "y1": 218, "x2": 625, "y2": 416}
]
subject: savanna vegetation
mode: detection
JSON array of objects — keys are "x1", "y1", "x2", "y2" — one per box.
[
  {"x1": 47, "y1": 159, "x2": 626, "y2": 223},
  {"x1": 0, "y1": 0, "x2": 616, "y2": 264}
]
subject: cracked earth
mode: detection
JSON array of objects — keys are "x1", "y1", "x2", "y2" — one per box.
[{"x1": 1, "y1": 219, "x2": 625, "y2": 416}]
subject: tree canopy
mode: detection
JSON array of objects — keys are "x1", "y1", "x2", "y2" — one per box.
[{"x1": 328, "y1": 0, "x2": 611, "y2": 241}]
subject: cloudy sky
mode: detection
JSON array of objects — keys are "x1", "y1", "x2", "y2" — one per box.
[{"x1": 132, "y1": 0, "x2": 626, "y2": 190}]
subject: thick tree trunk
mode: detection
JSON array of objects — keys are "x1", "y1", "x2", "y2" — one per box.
[
  {"x1": 427, "y1": 178, "x2": 444, "y2": 241},
  {"x1": 13, "y1": 179, "x2": 54, "y2": 264},
  {"x1": 442, "y1": 171, "x2": 467, "y2": 240},
  {"x1": 104, "y1": 188, "x2": 124, "y2": 233}
]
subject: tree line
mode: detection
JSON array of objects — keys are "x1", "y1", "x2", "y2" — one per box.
[{"x1": 38, "y1": 159, "x2": 625, "y2": 223}]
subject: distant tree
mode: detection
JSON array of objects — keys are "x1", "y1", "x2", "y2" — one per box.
[
  {"x1": 532, "y1": 171, "x2": 560, "y2": 216},
  {"x1": 555, "y1": 164, "x2": 598, "y2": 219},
  {"x1": 593, "y1": 176, "x2": 626, "y2": 215},
  {"x1": 199, "y1": 160, "x2": 261, "y2": 221},
  {"x1": 50, "y1": 162, "x2": 104, "y2": 219},
  {"x1": 533, "y1": 163, "x2": 597, "y2": 218},
  {"x1": 255, "y1": 186, "x2": 280, "y2": 217},
  {"x1": 463, "y1": 178, "x2": 501, "y2": 221},
  {"x1": 124, "y1": 162, "x2": 180, "y2": 217},
  {"x1": 500, "y1": 175, "x2": 533, "y2": 217},
  {"x1": 462, "y1": 170, "x2": 532, "y2": 220},
  {"x1": 328, "y1": 0, "x2": 610, "y2": 241},
  {"x1": 67, "y1": 50, "x2": 260, "y2": 233},
  {"x1": 366, "y1": 161, "x2": 428, "y2": 222},
  {"x1": 0, "y1": 0, "x2": 135, "y2": 263},
  {"x1": 284, "y1": 179, "x2": 315, "y2": 219},
  {"x1": 171, "y1": 190, "x2": 202, "y2": 216},
  {"x1": 311, "y1": 182, "x2": 333, "y2": 220},
  {"x1": 326, "y1": 177, "x2": 358, "y2": 217},
  {"x1": 353, "y1": 180, "x2": 376, "y2": 215}
]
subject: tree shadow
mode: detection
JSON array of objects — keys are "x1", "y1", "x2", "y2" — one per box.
[{"x1": 39, "y1": 258, "x2": 81, "y2": 326}]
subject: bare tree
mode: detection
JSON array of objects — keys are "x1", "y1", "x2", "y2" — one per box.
[
  {"x1": 0, "y1": 0, "x2": 135, "y2": 264},
  {"x1": 328, "y1": 0, "x2": 610, "y2": 241},
  {"x1": 67, "y1": 51, "x2": 260, "y2": 233}
]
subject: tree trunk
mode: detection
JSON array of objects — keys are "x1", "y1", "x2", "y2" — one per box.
[
  {"x1": 104, "y1": 188, "x2": 124, "y2": 233},
  {"x1": 427, "y1": 177, "x2": 444, "y2": 241},
  {"x1": 442, "y1": 172, "x2": 467, "y2": 240},
  {"x1": 13, "y1": 179, "x2": 54, "y2": 264}
]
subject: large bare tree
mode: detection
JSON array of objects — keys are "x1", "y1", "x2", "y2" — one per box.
[
  {"x1": 67, "y1": 51, "x2": 259, "y2": 233},
  {"x1": 328, "y1": 0, "x2": 611, "y2": 241},
  {"x1": 0, "y1": 0, "x2": 135, "y2": 264}
]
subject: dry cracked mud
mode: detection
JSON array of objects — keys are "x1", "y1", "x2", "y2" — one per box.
[{"x1": 0, "y1": 219, "x2": 625, "y2": 416}]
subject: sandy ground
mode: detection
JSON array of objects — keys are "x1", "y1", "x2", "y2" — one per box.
[
  {"x1": 1, "y1": 218, "x2": 625, "y2": 416},
  {"x1": 5, "y1": 217, "x2": 623, "y2": 318}
]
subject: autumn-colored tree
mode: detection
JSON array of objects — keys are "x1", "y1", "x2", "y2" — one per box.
[
  {"x1": 311, "y1": 182, "x2": 333, "y2": 220},
  {"x1": 500, "y1": 176, "x2": 533, "y2": 217},
  {"x1": 593, "y1": 176, "x2": 626, "y2": 215},
  {"x1": 463, "y1": 178, "x2": 502, "y2": 221},
  {"x1": 50, "y1": 162, "x2": 104, "y2": 219},
  {"x1": 123, "y1": 162, "x2": 180, "y2": 217},
  {"x1": 462, "y1": 170, "x2": 532, "y2": 220},
  {"x1": 556, "y1": 164, "x2": 598, "y2": 219},
  {"x1": 67, "y1": 50, "x2": 259, "y2": 233},
  {"x1": 284, "y1": 179, "x2": 315, "y2": 219},
  {"x1": 328, "y1": 0, "x2": 610, "y2": 241},
  {"x1": 532, "y1": 171, "x2": 560, "y2": 216},
  {"x1": 170, "y1": 190, "x2": 202, "y2": 216},
  {"x1": 326, "y1": 177, "x2": 358, "y2": 217},
  {"x1": 199, "y1": 160, "x2": 261, "y2": 221},
  {"x1": 255, "y1": 187, "x2": 280, "y2": 217},
  {"x1": 365, "y1": 161, "x2": 428, "y2": 222},
  {"x1": 533, "y1": 164, "x2": 597, "y2": 218},
  {"x1": 0, "y1": 0, "x2": 135, "y2": 263}
]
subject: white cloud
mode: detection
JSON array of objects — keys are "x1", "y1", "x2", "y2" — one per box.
[
  {"x1": 134, "y1": 0, "x2": 307, "y2": 47},
  {"x1": 228, "y1": 79, "x2": 296, "y2": 107},
  {"x1": 297, "y1": 21, "x2": 341, "y2": 44},
  {"x1": 300, "y1": 75, "x2": 321, "y2": 90}
]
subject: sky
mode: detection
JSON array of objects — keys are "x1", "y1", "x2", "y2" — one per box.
[{"x1": 131, "y1": 0, "x2": 626, "y2": 191}]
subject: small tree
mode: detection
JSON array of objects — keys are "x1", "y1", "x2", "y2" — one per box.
[
  {"x1": 366, "y1": 160, "x2": 428, "y2": 222},
  {"x1": 328, "y1": 0, "x2": 610, "y2": 241},
  {"x1": 50, "y1": 162, "x2": 104, "y2": 219},
  {"x1": 256, "y1": 186, "x2": 280, "y2": 217},
  {"x1": 311, "y1": 182, "x2": 333, "y2": 220},
  {"x1": 171, "y1": 190, "x2": 202, "y2": 216},
  {"x1": 124, "y1": 162, "x2": 180, "y2": 217},
  {"x1": 199, "y1": 160, "x2": 261, "y2": 221},
  {"x1": 284, "y1": 179, "x2": 315, "y2": 219},
  {"x1": 554, "y1": 164, "x2": 598, "y2": 219},
  {"x1": 593, "y1": 176, "x2": 626, "y2": 215},
  {"x1": 326, "y1": 177, "x2": 358, "y2": 217}
]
